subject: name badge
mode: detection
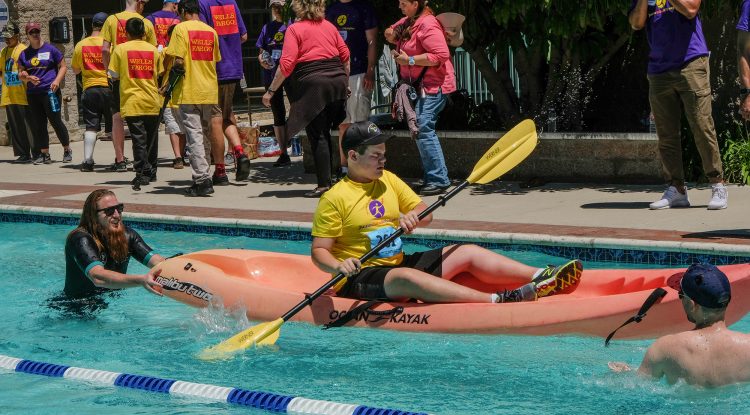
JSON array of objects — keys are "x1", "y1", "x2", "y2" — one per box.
[
  {"x1": 37, "y1": 52, "x2": 51, "y2": 61},
  {"x1": 271, "y1": 49, "x2": 281, "y2": 60},
  {"x1": 366, "y1": 227, "x2": 403, "y2": 259},
  {"x1": 4, "y1": 71, "x2": 20, "y2": 87},
  {"x1": 338, "y1": 30, "x2": 348, "y2": 41}
]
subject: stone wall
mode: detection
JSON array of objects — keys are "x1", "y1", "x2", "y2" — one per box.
[
  {"x1": 301, "y1": 130, "x2": 663, "y2": 184},
  {"x1": 5, "y1": 0, "x2": 79, "y2": 145}
]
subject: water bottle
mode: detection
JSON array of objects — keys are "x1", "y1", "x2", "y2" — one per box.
[
  {"x1": 291, "y1": 135, "x2": 302, "y2": 156},
  {"x1": 48, "y1": 90, "x2": 60, "y2": 113},
  {"x1": 262, "y1": 50, "x2": 275, "y2": 69}
]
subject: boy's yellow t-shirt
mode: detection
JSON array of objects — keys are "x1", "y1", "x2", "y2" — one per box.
[
  {"x1": 72, "y1": 36, "x2": 109, "y2": 90},
  {"x1": 165, "y1": 20, "x2": 221, "y2": 105},
  {"x1": 101, "y1": 12, "x2": 157, "y2": 47},
  {"x1": 108, "y1": 40, "x2": 164, "y2": 117},
  {"x1": 0, "y1": 43, "x2": 28, "y2": 106}
]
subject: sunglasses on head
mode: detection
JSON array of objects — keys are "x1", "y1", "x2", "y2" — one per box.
[{"x1": 96, "y1": 203, "x2": 125, "y2": 216}]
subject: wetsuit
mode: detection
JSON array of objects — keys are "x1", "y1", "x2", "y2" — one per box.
[{"x1": 63, "y1": 226, "x2": 155, "y2": 298}]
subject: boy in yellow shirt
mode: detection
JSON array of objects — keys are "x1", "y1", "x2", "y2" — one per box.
[
  {"x1": 101, "y1": 0, "x2": 157, "y2": 172},
  {"x1": 312, "y1": 121, "x2": 583, "y2": 303},
  {"x1": 0, "y1": 22, "x2": 32, "y2": 163},
  {"x1": 165, "y1": 0, "x2": 222, "y2": 197},
  {"x1": 108, "y1": 18, "x2": 164, "y2": 187},
  {"x1": 72, "y1": 12, "x2": 113, "y2": 172}
]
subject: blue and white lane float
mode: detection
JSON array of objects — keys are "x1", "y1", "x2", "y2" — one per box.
[{"x1": 0, "y1": 354, "x2": 430, "y2": 415}]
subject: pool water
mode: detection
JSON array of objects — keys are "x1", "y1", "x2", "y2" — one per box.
[{"x1": 1, "y1": 221, "x2": 749, "y2": 414}]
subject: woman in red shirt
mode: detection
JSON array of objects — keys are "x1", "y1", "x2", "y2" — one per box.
[
  {"x1": 262, "y1": 0, "x2": 351, "y2": 198},
  {"x1": 386, "y1": 0, "x2": 456, "y2": 196}
]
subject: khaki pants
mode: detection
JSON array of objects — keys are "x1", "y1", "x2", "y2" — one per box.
[
  {"x1": 179, "y1": 104, "x2": 217, "y2": 183},
  {"x1": 648, "y1": 56, "x2": 723, "y2": 184}
]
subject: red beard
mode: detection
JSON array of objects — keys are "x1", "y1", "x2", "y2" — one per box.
[{"x1": 102, "y1": 224, "x2": 129, "y2": 263}]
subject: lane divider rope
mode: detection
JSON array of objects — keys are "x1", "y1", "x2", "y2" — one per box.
[{"x1": 0, "y1": 354, "x2": 430, "y2": 415}]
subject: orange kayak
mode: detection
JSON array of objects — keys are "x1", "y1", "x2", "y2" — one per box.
[{"x1": 155, "y1": 249, "x2": 750, "y2": 339}]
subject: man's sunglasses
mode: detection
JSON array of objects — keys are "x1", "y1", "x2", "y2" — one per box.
[
  {"x1": 28, "y1": 30, "x2": 41, "y2": 35},
  {"x1": 96, "y1": 203, "x2": 125, "y2": 216}
]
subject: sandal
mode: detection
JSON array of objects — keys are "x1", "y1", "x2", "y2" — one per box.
[{"x1": 304, "y1": 187, "x2": 330, "y2": 198}]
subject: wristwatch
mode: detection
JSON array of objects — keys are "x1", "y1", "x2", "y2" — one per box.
[
  {"x1": 741, "y1": 87, "x2": 750, "y2": 96},
  {"x1": 408, "y1": 56, "x2": 415, "y2": 66}
]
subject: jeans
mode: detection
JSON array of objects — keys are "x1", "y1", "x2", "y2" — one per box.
[{"x1": 415, "y1": 91, "x2": 449, "y2": 187}]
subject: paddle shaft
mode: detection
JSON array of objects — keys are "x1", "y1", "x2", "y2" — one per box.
[{"x1": 281, "y1": 181, "x2": 470, "y2": 321}]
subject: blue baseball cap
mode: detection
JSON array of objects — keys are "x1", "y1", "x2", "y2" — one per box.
[
  {"x1": 667, "y1": 263, "x2": 731, "y2": 309},
  {"x1": 92, "y1": 13, "x2": 109, "y2": 27}
]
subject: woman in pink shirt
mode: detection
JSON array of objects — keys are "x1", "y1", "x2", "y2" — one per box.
[
  {"x1": 386, "y1": 0, "x2": 456, "y2": 195},
  {"x1": 262, "y1": 0, "x2": 351, "y2": 198}
]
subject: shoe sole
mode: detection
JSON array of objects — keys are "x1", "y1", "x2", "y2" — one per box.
[
  {"x1": 707, "y1": 205, "x2": 727, "y2": 210},
  {"x1": 649, "y1": 202, "x2": 690, "y2": 210},
  {"x1": 535, "y1": 259, "x2": 583, "y2": 297}
]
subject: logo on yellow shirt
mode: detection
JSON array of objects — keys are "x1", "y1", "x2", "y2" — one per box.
[
  {"x1": 368, "y1": 200, "x2": 385, "y2": 219},
  {"x1": 337, "y1": 15, "x2": 347, "y2": 26}
]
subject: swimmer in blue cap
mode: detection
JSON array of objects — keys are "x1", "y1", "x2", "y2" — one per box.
[{"x1": 610, "y1": 263, "x2": 750, "y2": 387}]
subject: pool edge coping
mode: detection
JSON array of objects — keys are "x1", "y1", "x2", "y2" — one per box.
[{"x1": 2, "y1": 203, "x2": 748, "y2": 257}]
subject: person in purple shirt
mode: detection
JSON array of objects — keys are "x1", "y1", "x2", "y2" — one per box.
[
  {"x1": 198, "y1": 0, "x2": 252, "y2": 184},
  {"x1": 256, "y1": 0, "x2": 292, "y2": 167},
  {"x1": 629, "y1": 0, "x2": 727, "y2": 211},
  {"x1": 17, "y1": 22, "x2": 71, "y2": 165},
  {"x1": 737, "y1": 0, "x2": 750, "y2": 121},
  {"x1": 146, "y1": 0, "x2": 182, "y2": 51},
  {"x1": 325, "y1": 0, "x2": 378, "y2": 175}
]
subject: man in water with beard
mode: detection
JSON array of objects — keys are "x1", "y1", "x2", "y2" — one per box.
[{"x1": 63, "y1": 189, "x2": 164, "y2": 301}]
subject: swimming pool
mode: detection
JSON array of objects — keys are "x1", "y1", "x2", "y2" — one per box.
[{"x1": 1, "y1": 221, "x2": 749, "y2": 414}]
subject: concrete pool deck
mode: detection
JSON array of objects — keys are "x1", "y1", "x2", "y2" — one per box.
[{"x1": 0, "y1": 136, "x2": 748, "y2": 252}]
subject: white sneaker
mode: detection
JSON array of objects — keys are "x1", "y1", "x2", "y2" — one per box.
[
  {"x1": 707, "y1": 183, "x2": 728, "y2": 210},
  {"x1": 649, "y1": 186, "x2": 690, "y2": 210}
]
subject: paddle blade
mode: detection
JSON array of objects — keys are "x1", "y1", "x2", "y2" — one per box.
[
  {"x1": 467, "y1": 119, "x2": 538, "y2": 184},
  {"x1": 198, "y1": 318, "x2": 283, "y2": 360}
]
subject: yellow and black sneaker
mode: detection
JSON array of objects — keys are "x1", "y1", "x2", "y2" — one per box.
[{"x1": 532, "y1": 259, "x2": 583, "y2": 298}]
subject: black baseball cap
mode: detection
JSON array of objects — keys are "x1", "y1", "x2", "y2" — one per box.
[
  {"x1": 667, "y1": 263, "x2": 731, "y2": 309},
  {"x1": 341, "y1": 121, "x2": 389, "y2": 152}
]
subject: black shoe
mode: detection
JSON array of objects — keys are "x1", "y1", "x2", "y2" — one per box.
[
  {"x1": 304, "y1": 186, "x2": 330, "y2": 198},
  {"x1": 109, "y1": 160, "x2": 128, "y2": 172},
  {"x1": 273, "y1": 152, "x2": 291, "y2": 167},
  {"x1": 132, "y1": 175, "x2": 150, "y2": 186},
  {"x1": 185, "y1": 180, "x2": 215, "y2": 197},
  {"x1": 12, "y1": 155, "x2": 32, "y2": 164},
  {"x1": 80, "y1": 161, "x2": 95, "y2": 172},
  {"x1": 212, "y1": 173, "x2": 229, "y2": 186},
  {"x1": 235, "y1": 154, "x2": 251, "y2": 181},
  {"x1": 42, "y1": 153, "x2": 53, "y2": 164},
  {"x1": 494, "y1": 283, "x2": 537, "y2": 303},
  {"x1": 418, "y1": 184, "x2": 449, "y2": 196}
]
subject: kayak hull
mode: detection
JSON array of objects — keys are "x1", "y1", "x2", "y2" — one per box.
[{"x1": 155, "y1": 249, "x2": 750, "y2": 339}]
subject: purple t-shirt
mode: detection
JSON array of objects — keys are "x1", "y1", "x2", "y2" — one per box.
[
  {"x1": 18, "y1": 43, "x2": 64, "y2": 94},
  {"x1": 146, "y1": 10, "x2": 182, "y2": 48},
  {"x1": 255, "y1": 20, "x2": 289, "y2": 86},
  {"x1": 630, "y1": 0, "x2": 710, "y2": 74},
  {"x1": 737, "y1": 0, "x2": 750, "y2": 31},
  {"x1": 199, "y1": 0, "x2": 247, "y2": 81},
  {"x1": 325, "y1": 0, "x2": 378, "y2": 76}
]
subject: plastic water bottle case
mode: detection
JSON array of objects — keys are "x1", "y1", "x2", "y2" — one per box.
[{"x1": 48, "y1": 90, "x2": 60, "y2": 113}]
